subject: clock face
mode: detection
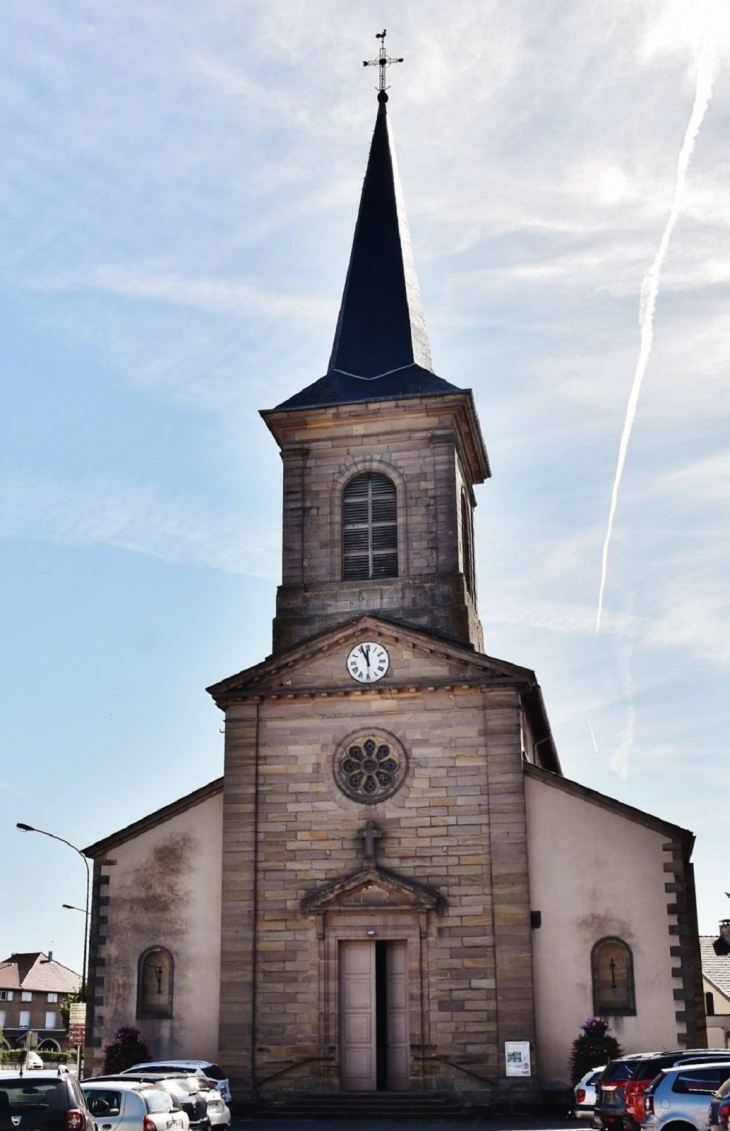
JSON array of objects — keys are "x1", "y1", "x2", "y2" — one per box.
[{"x1": 347, "y1": 641, "x2": 390, "y2": 684}]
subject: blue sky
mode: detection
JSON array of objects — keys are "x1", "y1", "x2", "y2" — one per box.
[{"x1": 2, "y1": 0, "x2": 729, "y2": 976}]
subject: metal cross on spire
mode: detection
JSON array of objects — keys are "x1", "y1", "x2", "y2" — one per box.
[{"x1": 363, "y1": 29, "x2": 403, "y2": 100}]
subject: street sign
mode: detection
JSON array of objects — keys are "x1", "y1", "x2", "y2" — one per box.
[
  {"x1": 68, "y1": 1025, "x2": 85, "y2": 1047},
  {"x1": 69, "y1": 1003, "x2": 86, "y2": 1026}
]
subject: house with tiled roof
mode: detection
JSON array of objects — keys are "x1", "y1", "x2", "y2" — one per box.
[
  {"x1": 701, "y1": 923, "x2": 730, "y2": 1049},
  {"x1": 0, "y1": 952, "x2": 80, "y2": 1051}
]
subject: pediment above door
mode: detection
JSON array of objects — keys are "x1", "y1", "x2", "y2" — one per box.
[{"x1": 301, "y1": 864, "x2": 445, "y2": 914}]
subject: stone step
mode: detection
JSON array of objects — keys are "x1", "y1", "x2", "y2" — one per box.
[{"x1": 256, "y1": 1091, "x2": 477, "y2": 1120}]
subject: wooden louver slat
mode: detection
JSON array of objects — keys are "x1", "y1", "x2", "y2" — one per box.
[{"x1": 342, "y1": 472, "x2": 398, "y2": 581}]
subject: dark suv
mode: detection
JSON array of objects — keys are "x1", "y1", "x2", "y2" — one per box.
[
  {"x1": 624, "y1": 1050, "x2": 730, "y2": 1131},
  {"x1": 0, "y1": 1069, "x2": 94, "y2": 1131},
  {"x1": 596, "y1": 1055, "x2": 656, "y2": 1130}
]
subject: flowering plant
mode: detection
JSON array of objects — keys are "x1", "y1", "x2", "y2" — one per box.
[
  {"x1": 569, "y1": 1016, "x2": 621, "y2": 1085},
  {"x1": 103, "y1": 1024, "x2": 152, "y2": 1074},
  {"x1": 582, "y1": 1017, "x2": 611, "y2": 1037}
]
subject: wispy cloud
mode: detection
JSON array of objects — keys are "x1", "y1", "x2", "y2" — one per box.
[
  {"x1": 28, "y1": 266, "x2": 335, "y2": 323},
  {"x1": 0, "y1": 472, "x2": 279, "y2": 577}
]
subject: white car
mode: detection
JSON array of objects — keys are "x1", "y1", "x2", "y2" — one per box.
[
  {"x1": 125, "y1": 1063, "x2": 231, "y2": 1104},
  {"x1": 574, "y1": 1065, "x2": 605, "y2": 1122},
  {"x1": 196, "y1": 1088, "x2": 230, "y2": 1129},
  {"x1": 82, "y1": 1081, "x2": 191, "y2": 1131}
]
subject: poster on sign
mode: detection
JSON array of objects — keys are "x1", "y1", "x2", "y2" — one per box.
[{"x1": 505, "y1": 1040, "x2": 531, "y2": 1076}]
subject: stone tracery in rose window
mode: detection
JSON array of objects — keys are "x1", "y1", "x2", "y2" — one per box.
[{"x1": 334, "y1": 731, "x2": 407, "y2": 804}]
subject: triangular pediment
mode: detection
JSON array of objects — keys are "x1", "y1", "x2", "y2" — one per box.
[
  {"x1": 301, "y1": 864, "x2": 444, "y2": 914},
  {"x1": 207, "y1": 614, "x2": 533, "y2": 705}
]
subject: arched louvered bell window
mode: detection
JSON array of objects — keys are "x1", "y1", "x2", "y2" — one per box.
[{"x1": 342, "y1": 472, "x2": 398, "y2": 581}]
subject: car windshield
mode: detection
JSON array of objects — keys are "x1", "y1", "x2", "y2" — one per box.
[
  {"x1": 200, "y1": 1066, "x2": 224, "y2": 1082},
  {"x1": 142, "y1": 1091, "x2": 176, "y2": 1114},
  {"x1": 635, "y1": 1057, "x2": 678, "y2": 1081},
  {"x1": 163, "y1": 1081, "x2": 196, "y2": 1096},
  {"x1": 603, "y1": 1061, "x2": 637, "y2": 1082},
  {"x1": 83, "y1": 1090, "x2": 122, "y2": 1117},
  {"x1": 671, "y1": 1068, "x2": 730, "y2": 1095},
  {"x1": 0, "y1": 1081, "x2": 68, "y2": 1112}
]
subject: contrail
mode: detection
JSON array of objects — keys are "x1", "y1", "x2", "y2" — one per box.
[{"x1": 595, "y1": 40, "x2": 716, "y2": 632}]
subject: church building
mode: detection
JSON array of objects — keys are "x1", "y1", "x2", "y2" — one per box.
[{"x1": 84, "y1": 73, "x2": 706, "y2": 1106}]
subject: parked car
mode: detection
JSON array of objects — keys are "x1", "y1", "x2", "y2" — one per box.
[
  {"x1": 122, "y1": 1065, "x2": 230, "y2": 1104},
  {"x1": 114, "y1": 1076, "x2": 208, "y2": 1131},
  {"x1": 108, "y1": 1077, "x2": 209, "y2": 1131},
  {"x1": 624, "y1": 1050, "x2": 730, "y2": 1130},
  {"x1": 173, "y1": 1083, "x2": 229, "y2": 1130},
  {"x1": 708, "y1": 1074, "x2": 730, "y2": 1131},
  {"x1": 574, "y1": 1065, "x2": 606, "y2": 1121},
  {"x1": 596, "y1": 1055, "x2": 655, "y2": 1130},
  {"x1": 0, "y1": 1068, "x2": 94, "y2": 1131},
  {"x1": 81, "y1": 1081, "x2": 190, "y2": 1131},
  {"x1": 126, "y1": 1078, "x2": 227, "y2": 1130},
  {"x1": 642, "y1": 1062, "x2": 730, "y2": 1131}
]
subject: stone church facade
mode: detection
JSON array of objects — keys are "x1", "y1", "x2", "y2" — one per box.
[{"x1": 84, "y1": 88, "x2": 706, "y2": 1103}]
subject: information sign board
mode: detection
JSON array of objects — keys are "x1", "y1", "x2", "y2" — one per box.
[{"x1": 505, "y1": 1040, "x2": 531, "y2": 1077}]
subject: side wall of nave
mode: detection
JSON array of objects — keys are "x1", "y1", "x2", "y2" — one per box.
[
  {"x1": 525, "y1": 769, "x2": 705, "y2": 1088},
  {"x1": 86, "y1": 790, "x2": 223, "y2": 1073}
]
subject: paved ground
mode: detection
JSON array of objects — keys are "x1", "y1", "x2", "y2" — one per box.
[{"x1": 232, "y1": 1118, "x2": 576, "y2": 1131}]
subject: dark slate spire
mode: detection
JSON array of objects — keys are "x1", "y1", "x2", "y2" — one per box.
[
  {"x1": 327, "y1": 94, "x2": 433, "y2": 381},
  {"x1": 270, "y1": 83, "x2": 466, "y2": 413}
]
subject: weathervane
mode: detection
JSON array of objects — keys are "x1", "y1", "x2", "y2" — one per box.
[{"x1": 363, "y1": 29, "x2": 403, "y2": 101}]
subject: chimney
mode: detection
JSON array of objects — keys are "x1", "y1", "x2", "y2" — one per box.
[
  {"x1": 713, "y1": 922, "x2": 730, "y2": 956},
  {"x1": 47, "y1": 950, "x2": 53, "y2": 961}
]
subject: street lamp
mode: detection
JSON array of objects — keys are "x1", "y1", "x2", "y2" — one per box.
[{"x1": 16, "y1": 824, "x2": 90, "y2": 1000}]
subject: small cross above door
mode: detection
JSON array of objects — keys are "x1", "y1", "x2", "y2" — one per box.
[{"x1": 358, "y1": 819, "x2": 383, "y2": 864}]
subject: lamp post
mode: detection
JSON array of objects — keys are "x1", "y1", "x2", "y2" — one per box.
[{"x1": 16, "y1": 824, "x2": 90, "y2": 1001}]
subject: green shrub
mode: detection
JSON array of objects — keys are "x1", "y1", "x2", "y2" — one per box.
[
  {"x1": 569, "y1": 1017, "x2": 622, "y2": 1085},
  {"x1": 102, "y1": 1026, "x2": 152, "y2": 1074},
  {"x1": 0, "y1": 1050, "x2": 74, "y2": 1065}
]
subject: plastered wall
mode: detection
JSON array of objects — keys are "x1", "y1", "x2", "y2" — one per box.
[
  {"x1": 525, "y1": 773, "x2": 682, "y2": 1088},
  {"x1": 91, "y1": 791, "x2": 223, "y2": 1068}
]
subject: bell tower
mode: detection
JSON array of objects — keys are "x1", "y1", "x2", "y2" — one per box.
[{"x1": 261, "y1": 82, "x2": 490, "y2": 654}]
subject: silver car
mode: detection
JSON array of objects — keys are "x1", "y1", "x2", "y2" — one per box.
[
  {"x1": 642, "y1": 1062, "x2": 730, "y2": 1131},
  {"x1": 708, "y1": 1075, "x2": 730, "y2": 1131},
  {"x1": 81, "y1": 1081, "x2": 191, "y2": 1131},
  {"x1": 123, "y1": 1064, "x2": 231, "y2": 1104}
]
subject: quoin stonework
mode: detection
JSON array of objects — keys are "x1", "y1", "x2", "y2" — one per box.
[{"x1": 84, "y1": 70, "x2": 706, "y2": 1108}]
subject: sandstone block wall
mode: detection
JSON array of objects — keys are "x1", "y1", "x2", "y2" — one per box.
[
  {"x1": 264, "y1": 394, "x2": 484, "y2": 653},
  {"x1": 218, "y1": 637, "x2": 537, "y2": 1098}
]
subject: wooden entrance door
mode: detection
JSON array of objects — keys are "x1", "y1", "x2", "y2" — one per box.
[
  {"x1": 340, "y1": 941, "x2": 376, "y2": 1090},
  {"x1": 340, "y1": 940, "x2": 410, "y2": 1092},
  {"x1": 386, "y1": 940, "x2": 409, "y2": 1090}
]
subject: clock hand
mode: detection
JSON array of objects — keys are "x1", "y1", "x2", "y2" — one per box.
[{"x1": 360, "y1": 644, "x2": 370, "y2": 666}]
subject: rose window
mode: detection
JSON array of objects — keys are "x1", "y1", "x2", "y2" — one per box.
[{"x1": 334, "y1": 731, "x2": 406, "y2": 804}]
